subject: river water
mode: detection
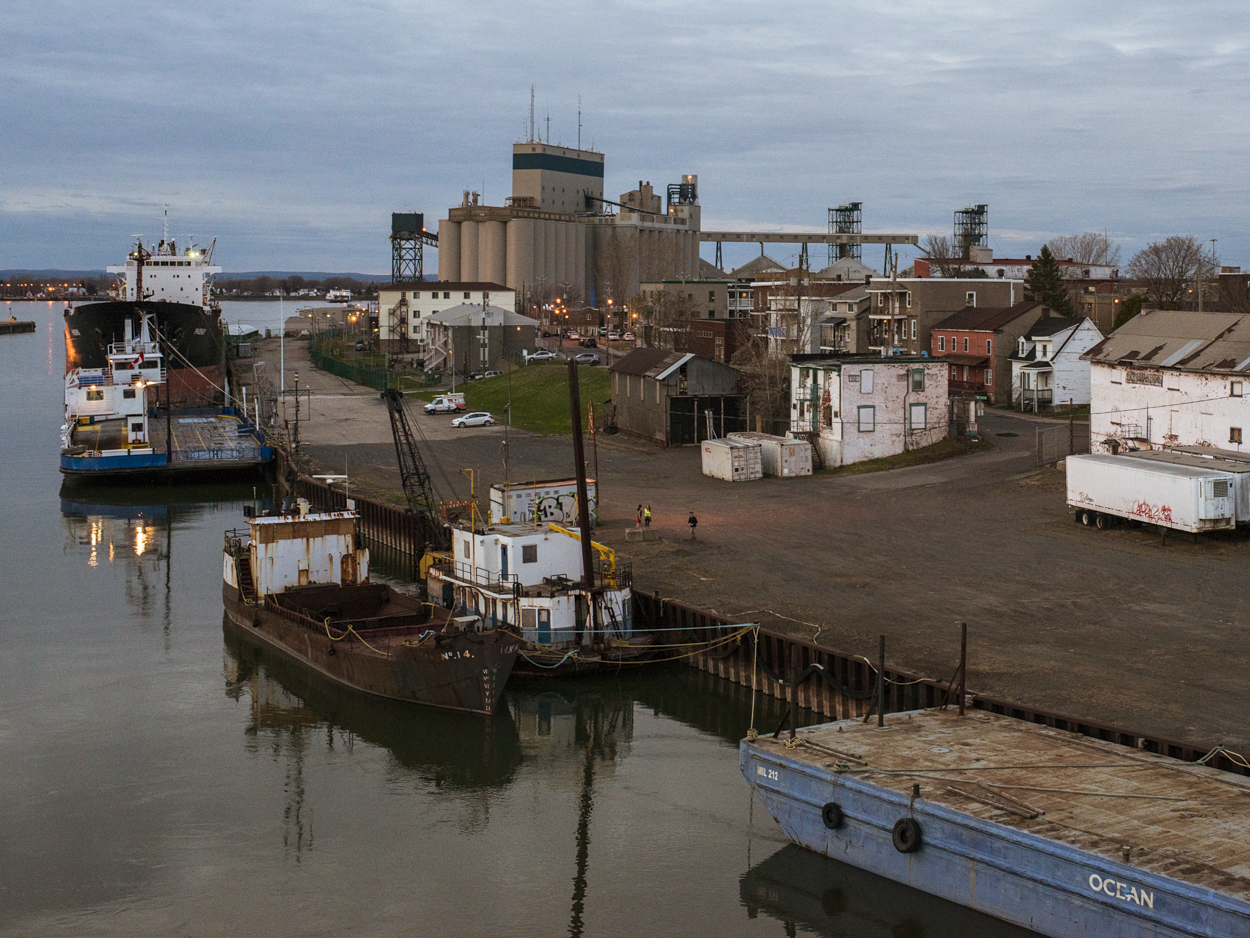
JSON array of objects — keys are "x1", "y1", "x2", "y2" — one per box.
[{"x1": 2, "y1": 300, "x2": 1030, "y2": 937}]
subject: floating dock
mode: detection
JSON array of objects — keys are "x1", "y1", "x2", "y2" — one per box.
[
  {"x1": 0, "y1": 319, "x2": 36, "y2": 334},
  {"x1": 742, "y1": 708, "x2": 1250, "y2": 938}
]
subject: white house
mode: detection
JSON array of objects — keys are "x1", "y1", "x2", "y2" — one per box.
[
  {"x1": 1009, "y1": 316, "x2": 1104, "y2": 409},
  {"x1": 1084, "y1": 309, "x2": 1250, "y2": 453},
  {"x1": 789, "y1": 356, "x2": 950, "y2": 467},
  {"x1": 377, "y1": 280, "x2": 513, "y2": 349}
]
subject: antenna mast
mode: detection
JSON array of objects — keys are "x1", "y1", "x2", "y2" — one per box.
[
  {"x1": 529, "y1": 86, "x2": 535, "y2": 143},
  {"x1": 578, "y1": 96, "x2": 582, "y2": 149}
]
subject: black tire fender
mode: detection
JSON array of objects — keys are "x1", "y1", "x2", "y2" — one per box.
[
  {"x1": 892, "y1": 817, "x2": 922, "y2": 853},
  {"x1": 821, "y1": 802, "x2": 844, "y2": 830}
]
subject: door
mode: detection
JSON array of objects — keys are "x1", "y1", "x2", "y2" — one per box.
[
  {"x1": 500, "y1": 545, "x2": 509, "y2": 580},
  {"x1": 537, "y1": 609, "x2": 551, "y2": 644}
]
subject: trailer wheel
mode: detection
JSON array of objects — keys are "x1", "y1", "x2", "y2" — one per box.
[
  {"x1": 821, "y1": 802, "x2": 844, "y2": 830},
  {"x1": 1096, "y1": 513, "x2": 1110, "y2": 530},
  {"x1": 1081, "y1": 510, "x2": 1094, "y2": 526},
  {"x1": 892, "y1": 817, "x2": 922, "y2": 853}
]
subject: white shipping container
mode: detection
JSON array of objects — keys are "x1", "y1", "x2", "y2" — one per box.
[
  {"x1": 489, "y1": 478, "x2": 597, "y2": 527},
  {"x1": 1125, "y1": 450, "x2": 1250, "y2": 523},
  {"x1": 1066, "y1": 454, "x2": 1234, "y2": 533},
  {"x1": 701, "y1": 439, "x2": 763, "y2": 482},
  {"x1": 726, "y1": 432, "x2": 813, "y2": 477}
]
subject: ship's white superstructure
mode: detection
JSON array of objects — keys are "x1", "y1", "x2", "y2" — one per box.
[
  {"x1": 62, "y1": 312, "x2": 165, "y2": 450},
  {"x1": 107, "y1": 221, "x2": 221, "y2": 305}
]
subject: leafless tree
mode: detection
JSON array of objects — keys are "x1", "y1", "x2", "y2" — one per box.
[
  {"x1": 1126, "y1": 236, "x2": 1218, "y2": 309},
  {"x1": 1046, "y1": 232, "x2": 1121, "y2": 266},
  {"x1": 919, "y1": 233, "x2": 984, "y2": 276},
  {"x1": 637, "y1": 288, "x2": 695, "y2": 350}
]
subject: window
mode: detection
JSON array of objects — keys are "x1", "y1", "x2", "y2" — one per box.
[
  {"x1": 462, "y1": 539, "x2": 471, "y2": 559},
  {"x1": 859, "y1": 368, "x2": 873, "y2": 393},
  {"x1": 910, "y1": 319, "x2": 916, "y2": 340},
  {"x1": 1232, "y1": 381, "x2": 1243, "y2": 398},
  {"x1": 986, "y1": 339, "x2": 992, "y2": 355},
  {"x1": 463, "y1": 292, "x2": 471, "y2": 299},
  {"x1": 443, "y1": 291, "x2": 451, "y2": 299},
  {"x1": 122, "y1": 388, "x2": 136, "y2": 399},
  {"x1": 966, "y1": 292, "x2": 976, "y2": 306},
  {"x1": 86, "y1": 389, "x2": 104, "y2": 402},
  {"x1": 708, "y1": 291, "x2": 716, "y2": 302},
  {"x1": 963, "y1": 337, "x2": 969, "y2": 353},
  {"x1": 985, "y1": 368, "x2": 993, "y2": 385},
  {"x1": 911, "y1": 368, "x2": 925, "y2": 392},
  {"x1": 858, "y1": 405, "x2": 875, "y2": 432},
  {"x1": 906, "y1": 291, "x2": 912, "y2": 308},
  {"x1": 1231, "y1": 427, "x2": 1244, "y2": 444},
  {"x1": 522, "y1": 544, "x2": 537, "y2": 563},
  {"x1": 938, "y1": 336, "x2": 945, "y2": 351},
  {"x1": 909, "y1": 403, "x2": 927, "y2": 430}
]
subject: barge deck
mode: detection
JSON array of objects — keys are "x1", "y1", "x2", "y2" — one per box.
[{"x1": 742, "y1": 708, "x2": 1250, "y2": 938}]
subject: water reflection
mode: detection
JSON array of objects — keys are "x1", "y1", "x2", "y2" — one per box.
[{"x1": 741, "y1": 844, "x2": 1036, "y2": 938}]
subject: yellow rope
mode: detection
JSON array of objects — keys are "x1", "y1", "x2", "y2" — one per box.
[
  {"x1": 746, "y1": 625, "x2": 760, "y2": 742},
  {"x1": 323, "y1": 616, "x2": 391, "y2": 656}
]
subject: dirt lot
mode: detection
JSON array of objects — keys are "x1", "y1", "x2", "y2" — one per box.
[{"x1": 245, "y1": 338, "x2": 1250, "y2": 750}]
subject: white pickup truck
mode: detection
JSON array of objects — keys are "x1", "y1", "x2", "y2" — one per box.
[{"x1": 424, "y1": 393, "x2": 466, "y2": 414}]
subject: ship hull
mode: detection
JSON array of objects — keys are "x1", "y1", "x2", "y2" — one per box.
[
  {"x1": 223, "y1": 582, "x2": 518, "y2": 715},
  {"x1": 65, "y1": 301, "x2": 226, "y2": 406}
]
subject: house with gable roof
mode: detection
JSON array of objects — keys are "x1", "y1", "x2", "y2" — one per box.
[
  {"x1": 608, "y1": 347, "x2": 746, "y2": 446},
  {"x1": 1084, "y1": 310, "x2": 1250, "y2": 453},
  {"x1": 1009, "y1": 315, "x2": 1104, "y2": 409}
]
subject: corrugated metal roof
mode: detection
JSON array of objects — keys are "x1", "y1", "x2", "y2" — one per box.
[
  {"x1": 932, "y1": 301, "x2": 1045, "y2": 332},
  {"x1": 1084, "y1": 310, "x2": 1250, "y2": 373},
  {"x1": 607, "y1": 347, "x2": 670, "y2": 376},
  {"x1": 653, "y1": 352, "x2": 695, "y2": 381}
]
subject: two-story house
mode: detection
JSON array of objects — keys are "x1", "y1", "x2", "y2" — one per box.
[
  {"x1": 789, "y1": 355, "x2": 950, "y2": 467},
  {"x1": 930, "y1": 301, "x2": 1052, "y2": 403},
  {"x1": 1009, "y1": 316, "x2": 1104, "y2": 409},
  {"x1": 378, "y1": 280, "x2": 513, "y2": 353}
]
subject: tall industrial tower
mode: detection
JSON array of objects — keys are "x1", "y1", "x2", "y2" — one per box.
[
  {"x1": 953, "y1": 204, "x2": 988, "y2": 258},
  {"x1": 827, "y1": 202, "x2": 863, "y2": 267},
  {"x1": 391, "y1": 212, "x2": 437, "y2": 282}
]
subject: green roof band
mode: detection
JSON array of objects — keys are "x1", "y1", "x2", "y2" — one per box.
[{"x1": 512, "y1": 152, "x2": 605, "y2": 178}]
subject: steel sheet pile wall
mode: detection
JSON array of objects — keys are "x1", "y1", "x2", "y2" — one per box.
[{"x1": 633, "y1": 593, "x2": 1250, "y2": 777}]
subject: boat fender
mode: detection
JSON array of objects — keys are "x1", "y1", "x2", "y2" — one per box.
[
  {"x1": 252, "y1": 617, "x2": 260, "y2": 628},
  {"x1": 892, "y1": 817, "x2": 922, "y2": 853},
  {"x1": 821, "y1": 802, "x2": 844, "y2": 830}
]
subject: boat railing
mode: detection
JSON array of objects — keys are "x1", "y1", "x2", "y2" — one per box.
[
  {"x1": 451, "y1": 560, "x2": 520, "y2": 592},
  {"x1": 224, "y1": 528, "x2": 250, "y2": 555}
]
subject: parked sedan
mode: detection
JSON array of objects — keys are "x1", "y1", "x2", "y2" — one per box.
[
  {"x1": 526, "y1": 349, "x2": 558, "y2": 362},
  {"x1": 451, "y1": 411, "x2": 495, "y2": 428},
  {"x1": 572, "y1": 352, "x2": 600, "y2": 365}
]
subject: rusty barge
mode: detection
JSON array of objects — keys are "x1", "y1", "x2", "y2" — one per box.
[{"x1": 222, "y1": 504, "x2": 518, "y2": 715}]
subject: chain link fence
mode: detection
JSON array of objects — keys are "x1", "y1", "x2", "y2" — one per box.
[{"x1": 1036, "y1": 423, "x2": 1090, "y2": 466}]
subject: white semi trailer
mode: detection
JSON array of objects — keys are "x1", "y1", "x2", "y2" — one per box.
[{"x1": 1066, "y1": 454, "x2": 1235, "y2": 533}]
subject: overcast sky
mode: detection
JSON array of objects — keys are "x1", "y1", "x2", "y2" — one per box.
[{"x1": 4, "y1": 1, "x2": 1248, "y2": 274}]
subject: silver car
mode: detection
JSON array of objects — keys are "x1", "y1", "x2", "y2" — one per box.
[
  {"x1": 573, "y1": 352, "x2": 600, "y2": 365},
  {"x1": 451, "y1": 411, "x2": 495, "y2": 428}
]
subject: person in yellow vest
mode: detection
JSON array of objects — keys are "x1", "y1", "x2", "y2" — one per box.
[{"x1": 644, "y1": 505, "x2": 652, "y2": 528}]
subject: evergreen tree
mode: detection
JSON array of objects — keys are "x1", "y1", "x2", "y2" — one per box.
[{"x1": 1024, "y1": 246, "x2": 1074, "y2": 315}]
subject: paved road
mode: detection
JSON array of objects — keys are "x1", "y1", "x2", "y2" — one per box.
[{"x1": 255, "y1": 339, "x2": 1250, "y2": 751}]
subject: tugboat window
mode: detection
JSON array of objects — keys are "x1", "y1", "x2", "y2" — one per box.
[{"x1": 522, "y1": 545, "x2": 537, "y2": 563}]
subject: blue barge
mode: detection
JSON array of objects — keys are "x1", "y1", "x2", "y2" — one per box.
[{"x1": 741, "y1": 709, "x2": 1250, "y2": 938}]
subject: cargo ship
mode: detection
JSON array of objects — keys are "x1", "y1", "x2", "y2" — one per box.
[{"x1": 64, "y1": 231, "x2": 225, "y2": 407}]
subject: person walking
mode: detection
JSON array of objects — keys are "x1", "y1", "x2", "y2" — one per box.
[
  {"x1": 688, "y1": 512, "x2": 698, "y2": 539},
  {"x1": 644, "y1": 505, "x2": 652, "y2": 528},
  {"x1": 636, "y1": 504, "x2": 643, "y2": 529}
]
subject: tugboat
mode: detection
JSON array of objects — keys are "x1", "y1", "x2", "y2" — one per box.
[
  {"x1": 223, "y1": 501, "x2": 519, "y2": 714},
  {"x1": 426, "y1": 520, "x2": 650, "y2": 676}
]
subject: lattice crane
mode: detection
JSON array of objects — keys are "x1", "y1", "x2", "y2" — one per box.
[{"x1": 381, "y1": 389, "x2": 449, "y2": 552}]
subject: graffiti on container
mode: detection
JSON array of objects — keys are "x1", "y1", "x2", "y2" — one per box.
[{"x1": 1130, "y1": 501, "x2": 1173, "y2": 525}]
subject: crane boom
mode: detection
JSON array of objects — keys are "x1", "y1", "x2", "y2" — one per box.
[{"x1": 380, "y1": 389, "x2": 448, "y2": 551}]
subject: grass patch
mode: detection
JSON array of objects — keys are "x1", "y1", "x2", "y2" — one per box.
[
  {"x1": 407, "y1": 363, "x2": 610, "y2": 435},
  {"x1": 817, "y1": 436, "x2": 990, "y2": 477}
]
